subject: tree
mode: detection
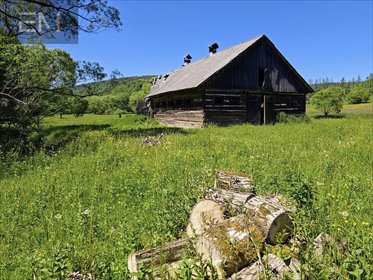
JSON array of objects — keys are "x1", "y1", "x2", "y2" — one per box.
[
  {"x1": 311, "y1": 86, "x2": 344, "y2": 117},
  {"x1": 129, "y1": 83, "x2": 151, "y2": 112},
  {"x1": 346, "y1": 87, "x2": 370, "y2": 104},
  {"x1": 0, "y1": 0, "x2": 121, "y2": 39},
  {"x1": 0, "y1": 44, "x2": 76, "y2": 127},
  {"x1": 110, "y1": 69, "x2": 124, "y2": 80},
  {"x1": 71, "y1": 98, "x2": 88, "y2": 117}
]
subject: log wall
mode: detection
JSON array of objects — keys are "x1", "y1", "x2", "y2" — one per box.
[
  {"x1": 204, "y1": 92, "x2": 247, "y2": 125},
  {"x1": 154, "y1": 109, "x2": 204, "y2": 128}
]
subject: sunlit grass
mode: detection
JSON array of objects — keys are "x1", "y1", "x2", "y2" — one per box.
[
  {"x1": 306, "y1": 102, "x2": 372, "y2": 116},
  {"x1": 0, "y1": 112, "x2": 372, "y2": 279}
]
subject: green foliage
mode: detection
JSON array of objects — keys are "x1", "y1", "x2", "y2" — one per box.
[
  {"x1": 81, "y1": 77, "x2": 153, "y2": 114},
  {"x1": 129, "y1": 83, "x2": 151, "y2": 112},
  {"x1": 71, "y1": 99, "x2": 89, "y2": 117},
  {"x1": 312, "y1": 86, "x2": 344, "y2": 116},
  {"x1": 276, "y1": 112, "x2": 311, "y2": 124},
  {"x1": 0, "y1": 112, "x2": 372, "y2": 278},
  {"x1": 346, "y1": 86, "x2": 372, "y2": 104},
  {"x1": 0, "y1": 43, "x2": 76, "y2": 152}
]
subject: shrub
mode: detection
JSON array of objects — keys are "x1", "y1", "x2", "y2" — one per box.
[
  {"x1": 276, "y1": 112, "x2": 311, "y2": 124},
  {"x1": 312, "y1": 86, "x2": 344, "y2": 117},
  {"x1": 346, "y1": 87, "x2": 371, "y2": 104}
]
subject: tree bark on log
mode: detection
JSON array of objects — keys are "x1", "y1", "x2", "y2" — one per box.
[
  {"x1": 195, "y1": 215, "x2": 265, "y2": 279},
  {"x1": 215, "y1": 171, "x2": 255, "y2": 193},
  {"x1": 127, "y1": 238, "x2": 193, "y2": 274},
  {"x1": 227, "y1": 254, "x2": 292, "y2": 280},
  {"x1": 187, "y1": 189, "x2": 256, "y2": 237},
  {"x1": 227, "y1": 261, "x2": 264, "y2": 280},
  {"x1": 245, "y1": 196, "x2": 294, "y2": 244},
  {"x1": 207, "y1": 189, "x2": 255, "y2": 206},
  {"x1": 266, "y1": 253, "x2": 292, "y2": 276}
]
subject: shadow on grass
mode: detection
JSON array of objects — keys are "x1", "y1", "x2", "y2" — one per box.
[
  {"x1": 42, "y1": 124, "x2": 111, "y2": 153},
  {"x1": 43, "y1": 124, "x2": 193, "y2": 152},
  {"x1": 313, "y1": 114, "x2": 346, "y2": 119},
  {"x1": 109, "y1": 126, "x2": 191, "y2": 138}
]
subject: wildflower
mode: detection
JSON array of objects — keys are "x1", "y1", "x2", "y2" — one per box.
[
  {"x1": 82, "y1": 209, "x2": 90, "y2": 215},
  {"x1": 316, "y1": 181, "x2": 323, "y2": 186},
  {"x1": 341, "y1": 211, "x2": 349, "y2": 217},
  {"x1": 362, "y1": 222, "x2": 369, "y2": 226},
  {"x1": 54, "y1": 213, "x2": 62, "y2": 220}
]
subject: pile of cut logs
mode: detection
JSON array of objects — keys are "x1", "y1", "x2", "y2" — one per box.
[{"x1": 128, "y1": 171, "x2": 301, "y2": 279}]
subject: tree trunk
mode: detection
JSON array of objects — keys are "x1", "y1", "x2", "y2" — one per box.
[
  {"x1": 245, "y1": 196, "x2": 294, "y2": 245},
  {"x1": 195, "y1": 215, "x2": 265, "y2": 279},
  {"x1": 127, "y1": 238, "x2": 193, "y2": 275},
  {"x1": 215, "y1": 171, "x2": 255, "y2": 193}
]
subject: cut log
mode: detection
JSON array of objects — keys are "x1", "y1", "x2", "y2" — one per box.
[
  {"x1": 289, "y1": 257, "x2": 302, "y2": 280},
  {"x1": 215, "y1": 171, "x2": 255, "y2": 193},
  {"x1": 266, "y1": 253, "x2": 291, "y2": 276},
  {"x1": 207, "y1": 188, "x2": 255, "y2": 217},
  {"x1": 245, "y1": 196, "x2": 294, "y2": 244},
  {"x1": 187, "y1": 190, "x2": 255, "y2": 237},
  {"x1": 227, "y1": 261, "x2": 264, "y2": 280},
  {"x1": 227, "y1": 254, "x2": 292, "y2": 280},
  {"x1": 127, "y1": 238, "x2": 193, "y2": 274},
  {"x1": 186, "y1": 199, "x2": 225, "y2": 237},
  {"x1": 207, "y1": 189, "x2": 255, "y2": 206},
  {"x1": 195, "y1": 215, "x2": 265, "y2": 279},
  {"x1": 314, "y1": 232, "x2": 331, "y2": 257},
  {"x1": 314, "y1": 232, "x2": 348, "y2": 259}
]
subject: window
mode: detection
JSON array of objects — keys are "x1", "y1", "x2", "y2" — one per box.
[
  {"x1": 258, "y1": 68, "x2": 265, "y2": 87},
  {"x1": 192, "y1": 98, "x2": 202, "y2": 106},
  {"x1": 184, "y1": 99, "x2": 192, "y2": 106},
  {"x1": 228, "y1": 97, "x2": 241, "y2": 105},
  {"x1": 175, "y1": 99, "x2": 182, "y2": 107},
  {"x1": 213, "y1": 96, "x2": 224, "y2": 105},
  {"x1": 167, "y1": 100, "x2": 174, "y2": 107}
]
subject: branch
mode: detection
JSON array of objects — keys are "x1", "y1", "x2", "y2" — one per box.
[
  {"x1": 0, "y1": 8, "x2": 42, "y2": 36},
  {"x1": 0, "y1": 92, "x2": 29, "y2": 105}
]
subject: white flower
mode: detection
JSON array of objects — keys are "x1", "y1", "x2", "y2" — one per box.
[
  {"x1": 341, "y1": 211, "x2": 349, "y2": 217},
  {"x1": 54, "y1": 213, "x2": 62, "y2": 219},
  {"x1": 82, "y1": 209, "x2": 90, "y2": 215},
  {"x1": 316, "y1": 181, "x2": 323, "y2": 186}
]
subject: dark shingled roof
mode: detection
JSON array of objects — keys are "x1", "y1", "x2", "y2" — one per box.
[{"x1": 147, "y1": 35, "x2": 264, "y2": 98}]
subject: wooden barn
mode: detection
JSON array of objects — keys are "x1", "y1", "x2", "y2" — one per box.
[{"x1": 146, "y1": 34, "x2": 313, "y2": 127}]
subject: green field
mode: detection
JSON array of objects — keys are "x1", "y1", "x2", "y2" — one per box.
[
  {"x1": 306, "y1": 102, "x2": 372, "y2": 116},
  {"x1": 0, "y1": 106, "x2": 372, "y2": 279}
]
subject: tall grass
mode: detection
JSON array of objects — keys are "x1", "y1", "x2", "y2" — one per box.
[{"x1": 0, "y1": 114, "x2": 372, "y2": 279}]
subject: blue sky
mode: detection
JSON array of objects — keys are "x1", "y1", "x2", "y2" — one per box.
[{"x1": 55, "y1": 1, "x2": 373, "y2": 82}]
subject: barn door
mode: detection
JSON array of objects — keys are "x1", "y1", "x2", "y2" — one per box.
[
  {"x1": 247, "y1": 94, "x2": 263, "y2": 124},
  {"x1": 264, "y1": 95, "x2": 275, "y2": 124}
]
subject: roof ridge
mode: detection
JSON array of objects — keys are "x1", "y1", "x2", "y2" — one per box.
[
  {"x1": 176, "y1": 34, "x2": 265, "y2": 70},
  {"x1": 148, "y1": 34, "x2": 265, "y2": 97}
]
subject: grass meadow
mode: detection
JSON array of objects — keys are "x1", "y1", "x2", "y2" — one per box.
[{"x1": 0, "y1": 104, "x2": 372, "y2": 279}]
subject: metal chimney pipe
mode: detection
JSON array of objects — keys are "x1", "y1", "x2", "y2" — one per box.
[
  {"x1": 183, "y1": 54, "x2": 192, "y2": 66},
  {"x1": 209, "y1": 43, "x2": 219, "y2": 55}
]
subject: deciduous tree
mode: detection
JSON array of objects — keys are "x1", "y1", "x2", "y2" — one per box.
[{"x1": 312, "y1": 86, "x2": 344, "y2": 117}]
